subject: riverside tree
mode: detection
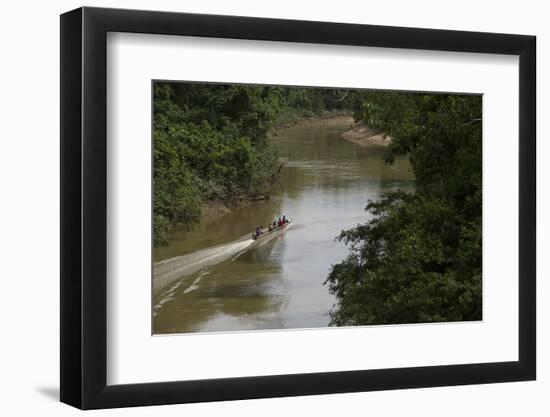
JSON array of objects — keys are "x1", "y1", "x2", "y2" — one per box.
[
  {"x1": 153, "y1": 82, "x2": 359, "y2": 246},
  {"x1": 325, "y1": 92, "x2": 482, "y2": 325},
  {"x1": 153, "y1": 83, "x2": 282, "y2": 245}
]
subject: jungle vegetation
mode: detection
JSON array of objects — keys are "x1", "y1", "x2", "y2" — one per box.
[
  {"x1": 325, "y1": 92, "x2": 483, "y2": 325},
  {"x1": 154, "y1": 82, "x2": 482, "y2": 325},
  {"x1": 153, "y1": 82, "x2": 357, "y2": 245}
]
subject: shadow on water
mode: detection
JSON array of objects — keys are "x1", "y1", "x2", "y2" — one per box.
[
  {"x1": 154, "y1": 235, "x2": 287, "y2": 334},
  {"x1": 154, "y1": 196, "x2": 284, "y2": 262}
]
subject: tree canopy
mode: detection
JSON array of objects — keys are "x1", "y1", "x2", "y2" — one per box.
[
  {"x1": 325, "y1": 92, "x2": 482, "y2": 325},
  {"x1": 153, "y1": 82, "x2": 358, "y2": 246}
]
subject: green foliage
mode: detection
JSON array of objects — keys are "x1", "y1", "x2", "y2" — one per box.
[
  {"x1": 153, "y1": 83, "x2": 360, "y2": 246},
  {"x1": 153, "y1": 83, "x2": 282, "y2": 245},
  {"x1": 326, "y1": 92, "x2": 482, "y2": 325},
  {"x1": 276, "y1": 88, "x2": 361, "y2": 123}
]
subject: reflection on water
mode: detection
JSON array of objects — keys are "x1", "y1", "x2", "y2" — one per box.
[{"x1": 153, "y1": 117, "x2": 413, "y2": 334}]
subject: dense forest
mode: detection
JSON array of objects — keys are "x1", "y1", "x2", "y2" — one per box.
[
  {"x1": 154, "y1": 82, "x2": 482, "y2": 325},
  {"x1": 153, "y1": 82, "x2": 357, "y2": 245},
  {"x1": 325, "y1": 92, "x2": 483, "y2": 325}
]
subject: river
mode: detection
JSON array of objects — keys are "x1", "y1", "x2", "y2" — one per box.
[{"x1": 153, "y1": 116, "x2": 413, "y2": 334}]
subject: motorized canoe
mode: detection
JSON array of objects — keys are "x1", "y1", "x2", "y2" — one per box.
[{"x1": 251, "y1": 220, "x2": 292, "y2": 243}]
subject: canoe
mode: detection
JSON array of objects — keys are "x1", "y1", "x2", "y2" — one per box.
[{"x1": 251, "y1": 220, "x2": 292, "y2": 242}]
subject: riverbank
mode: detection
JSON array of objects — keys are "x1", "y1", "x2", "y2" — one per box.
[
  {"x1": 273, "y1": 110, "x2": 354, "y2": 130},
  {"x1": 200, "y1": 195, "x2": 271, "y2": 225},
  {"x1": 340, "y1": 121, "x2": 391, "y2": 147},
  {"x1": 197, "y1": 115, "x2": 354, "y2": 226},
  {"x1": 153, "y1": 112, "x2": 413, "y2": 334},
  {"x1": 160, "y1": 115, "x2": 355, "y2": 249}
]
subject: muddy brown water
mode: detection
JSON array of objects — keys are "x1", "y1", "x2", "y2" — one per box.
[{"x1": 153, "y1": 117, "x2": 413, "y2": 334}]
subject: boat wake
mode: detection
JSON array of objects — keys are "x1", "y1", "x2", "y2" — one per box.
[
  {"x1": 153, "y1": 238, "x2": 254, "y2": 294},
  {"x1": 153, "y1": 222, "x2": 293, "y2": 295}
]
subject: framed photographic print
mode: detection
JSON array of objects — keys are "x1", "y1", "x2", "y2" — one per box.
[{"x1": 60, "y1": 6, "x2": 536, "y2": 409}]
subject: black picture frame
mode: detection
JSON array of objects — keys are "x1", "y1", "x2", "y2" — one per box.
[{"x1": 60, "y1": 6, "x2": 536, "y2": 410}]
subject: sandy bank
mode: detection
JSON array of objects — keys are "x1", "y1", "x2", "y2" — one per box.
[{"x1": 340, "y1": 122, "x2": 391, "y2": 147}]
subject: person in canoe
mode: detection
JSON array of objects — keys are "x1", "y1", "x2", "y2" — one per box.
[{"x1": 252, "y1": 226, "x2": 263, "y2": 240}]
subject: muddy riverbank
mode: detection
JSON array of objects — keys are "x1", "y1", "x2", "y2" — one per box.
[{"x1": 340, "y1": 121, "x2": 391, "y2": 147}]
